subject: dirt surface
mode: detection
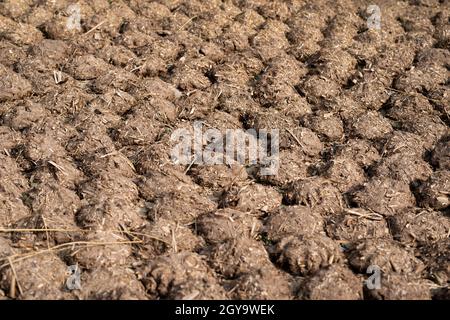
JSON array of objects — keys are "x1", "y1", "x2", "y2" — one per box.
[{"x1": 0, "y1": 0, "x2": 449, "y2": 300}]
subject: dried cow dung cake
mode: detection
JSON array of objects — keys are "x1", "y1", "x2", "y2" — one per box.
[{"x1": 0, "y1": 0, "x2": 448, "y2": 301}]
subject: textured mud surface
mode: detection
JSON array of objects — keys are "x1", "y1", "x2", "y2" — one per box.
[{"x1": 0, "y1": 0, "x2": 449, "y2": 300}]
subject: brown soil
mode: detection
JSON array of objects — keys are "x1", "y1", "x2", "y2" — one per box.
[{"x1": 0, "y1": 0, "x2": 449, "y2": 300}]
